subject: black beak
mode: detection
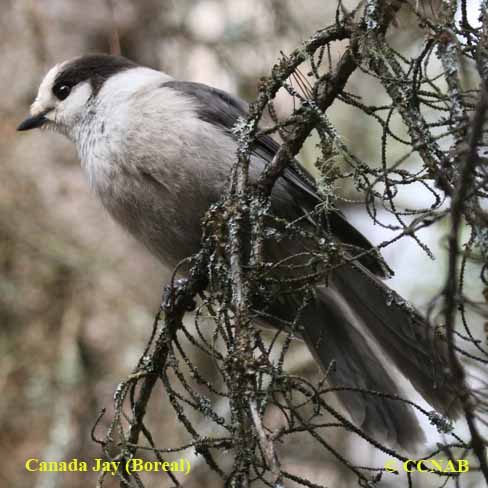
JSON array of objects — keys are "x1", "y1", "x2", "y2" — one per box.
[{"x1": 17, "y1": 112, "x2": 48, "y2": 131}]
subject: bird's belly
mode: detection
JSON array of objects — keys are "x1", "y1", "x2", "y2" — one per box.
[{"x1": 95, "y1": 166, "x2": 212, "y2": 269}]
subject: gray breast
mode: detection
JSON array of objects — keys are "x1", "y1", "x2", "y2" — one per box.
[{"x1": 78, "y1": 89, "x2": 236, "y2": 266}]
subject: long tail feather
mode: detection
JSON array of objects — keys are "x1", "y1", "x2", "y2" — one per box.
[
  {"x1": 331, "y1": 262, "x2": 461, "y2": 418},
  {"x1": 300, "y1": 290, "x2": 426, "y2": 451}
]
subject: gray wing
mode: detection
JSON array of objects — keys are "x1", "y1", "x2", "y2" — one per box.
[
  {"x1": 161, "y1": 81, "x2": 461, "y2": 448},
  {"x1": 162, "y1": 80, "x2": 387, "y2": 276}
]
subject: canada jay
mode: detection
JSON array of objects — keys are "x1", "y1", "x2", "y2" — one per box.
[{"x1": 18, "y1": 54, "x2": 458, "y2": 450}]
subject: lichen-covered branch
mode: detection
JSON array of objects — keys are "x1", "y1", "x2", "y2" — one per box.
[{"x1": 96, "y1": 2, "x2": 488, "y2": 487}]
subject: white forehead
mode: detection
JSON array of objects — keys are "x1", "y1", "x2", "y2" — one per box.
[
  {"x1": 37, "y1": 62, "x2": 66, "y2": 97},
  {"x1": 31, "y1": 62, "x2": 67, "y2": 113}
]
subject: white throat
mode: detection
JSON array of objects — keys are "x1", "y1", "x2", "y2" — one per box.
[{"x1": 73, "y1": 67, "x2": 172, "y2": 189}]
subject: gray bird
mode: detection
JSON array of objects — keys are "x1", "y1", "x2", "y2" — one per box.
[{"x1": 18, "y1": 54, "x2": 458, "y2": 450}]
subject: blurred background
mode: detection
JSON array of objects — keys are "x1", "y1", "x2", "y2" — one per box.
[{"x1": 0, "y1": 0, "x2": 485, "y2": 487}]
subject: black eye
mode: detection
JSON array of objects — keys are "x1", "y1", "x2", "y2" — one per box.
[{"x1": 52, "y1": 83, "x2": 72, "y2": 100}]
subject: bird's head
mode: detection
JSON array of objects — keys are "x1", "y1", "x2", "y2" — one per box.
[{"x1": 17, "y1": 54, "x2": 138, "y2": 138}]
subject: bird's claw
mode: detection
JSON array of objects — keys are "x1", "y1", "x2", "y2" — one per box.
[{"x1": 162, "y1": 278, "x2": 197, "y2": 312}]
